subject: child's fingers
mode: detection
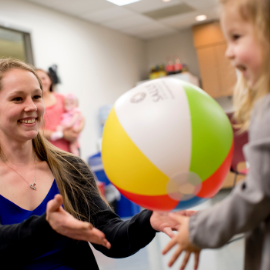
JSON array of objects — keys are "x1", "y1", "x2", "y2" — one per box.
[
  {"x1": 168, "y1": 245, "x2": 183, "y2": 267},
  {"x1": 194, "y1": 252, "x2": 200, "y2": 270},
  {"x1": 180, "y1": 252, "x2": 191, "y2": 270},
  {"x1": 162, "y1": 237, "x2": 177, "y2": 255}
]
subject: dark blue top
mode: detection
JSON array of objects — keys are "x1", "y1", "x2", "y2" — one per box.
[{"x1": 0, "y1": 180, "x2": 72, "y2": 270}]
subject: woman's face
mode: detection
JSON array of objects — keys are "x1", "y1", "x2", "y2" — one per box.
[
  {"x1": 221, "y1": 4, "x2": 264, "y2": 88},
  {"x1": 0, "y1": 69, "x2": 45, "y2": 143},
  {"x1": 36, "y1": 70, "x2": 52, "y2": 94}
]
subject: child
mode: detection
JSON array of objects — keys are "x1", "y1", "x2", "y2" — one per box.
[
  {"x1": 162, "y1": 0, "x2": 270, "y2": 269},
  {"x1": 51, "y1": 93, "x2": 82, "y2": 156}
]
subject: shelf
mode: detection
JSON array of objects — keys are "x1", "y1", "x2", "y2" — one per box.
[{"x1": 136, "y1": 72, "x2": 200, "y2": 87}]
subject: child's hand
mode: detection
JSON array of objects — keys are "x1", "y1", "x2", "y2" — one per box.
[{"x1": 162, "y1": 213, "x2": 200, "y2": 270}]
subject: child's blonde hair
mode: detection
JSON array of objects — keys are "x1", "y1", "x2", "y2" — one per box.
[{"x1": 221, "y1": 0, "x2": 270, "y2": 130}]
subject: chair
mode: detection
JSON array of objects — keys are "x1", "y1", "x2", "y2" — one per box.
[{"x1": 227, "y1": 112, "x2": 249, "y2": 187}]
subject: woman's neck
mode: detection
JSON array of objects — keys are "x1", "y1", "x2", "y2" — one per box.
[{"x1": 0, "y1": 139, "x2": 34, "y2": 166}]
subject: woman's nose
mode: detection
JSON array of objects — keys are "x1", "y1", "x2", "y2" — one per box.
[{"x1": 24, "y1": 98, "x2": 37, "y2": 111}]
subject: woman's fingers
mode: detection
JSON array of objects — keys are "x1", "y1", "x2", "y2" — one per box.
[
  {"x1": 88, "y1": 228, "x2": 111, "y2": 248},
  {"x1": 169, "y1": 213, "x2": 184, "y2": 223},
  {"x1": 168, "y1": 245, "x2": 183, "y2": 267},
  {"x1": 46, "y1": 198, "x2": 111, "y2": 249},
  {"x1": 180, "y1": 252, "x2": 191, "y2": 270},
  {"x1": 162, "y1": 237, "x2": 177, "y2": 255},
  {"x1": 162, "y1": 227, "x2": 175, "y2": 238},
  {"x1": 47, "y1": 194, "x2": 63, "y2": 213},
  {"x1": 64, "y1": 221, "x2": 111, "y2": 248}
]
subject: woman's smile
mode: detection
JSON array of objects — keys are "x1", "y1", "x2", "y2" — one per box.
[{"x1": 18, "y1": 117, "x2": 38, "y2": 125}]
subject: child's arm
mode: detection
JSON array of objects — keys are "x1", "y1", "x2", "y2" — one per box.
[{"x1": 165, "y1": 100, "x2": 270, "y2": 253}]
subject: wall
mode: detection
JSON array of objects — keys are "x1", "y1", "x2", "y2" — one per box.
[
  {"x1": 145, "y1": 29, "x2": 201, "y2": 79},
  {"x1": 0, "y1": 0, "x2": 147, "y2": 160}
]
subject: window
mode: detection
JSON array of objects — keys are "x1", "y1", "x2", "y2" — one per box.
[{"x1": 0, "y1": 26, "x2": 34, "y2": 65}]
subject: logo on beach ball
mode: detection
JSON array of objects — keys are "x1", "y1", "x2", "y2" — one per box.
[{"x1": 102, "y1": 78, "x2": 233, "y2": 211}]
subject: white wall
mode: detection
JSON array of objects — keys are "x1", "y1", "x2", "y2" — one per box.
[
  {"x1": 0, "y1": 0, "x2": 147, "y2": 160},
  {"x1": 145, "y1": 29, "x2": 201, "y2": 79}
]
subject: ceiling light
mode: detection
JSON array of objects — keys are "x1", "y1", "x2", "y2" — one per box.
[
  {"x1": 106, "y1": 0, "x2": 141, "y2": 6},
  {"x1": 163, "y1": 0, "x2": 172, "y2": 2},
  {"x1": 196, "y1": 15, "x2": 207, "y2": 21}
]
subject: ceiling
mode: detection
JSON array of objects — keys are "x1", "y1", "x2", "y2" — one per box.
[{"x1": 23, "y1": 0, "x2": 220, "y2": 40}]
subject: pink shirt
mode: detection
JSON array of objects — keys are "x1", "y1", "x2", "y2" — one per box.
[
  {"x1": 43, "y1": 93, "x2": 70, "y2": 153},
  {"x1": 60, "y1": 108, "x2": 82, "y2": 129}
]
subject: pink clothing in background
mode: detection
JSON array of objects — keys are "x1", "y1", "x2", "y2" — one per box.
[
  {"x1": 43, "y1": 93, "x2": 70, "y2": 153},
  {"x1": 60, "y1": 108, "x2": 82, "y2": 129}
]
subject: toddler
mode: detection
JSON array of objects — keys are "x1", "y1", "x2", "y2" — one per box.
[{"x1": 51, "y1": 93, "x2": 82, "y2": 156}]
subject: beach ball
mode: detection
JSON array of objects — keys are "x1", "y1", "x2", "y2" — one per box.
[{"x1": 102, "y1": 78, "x2": 233, "y2": 211}]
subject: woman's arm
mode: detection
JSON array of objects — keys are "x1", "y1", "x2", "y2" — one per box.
[
  {"x1": 67, "y1": 156, "x2": 156, "y2": 258},
  {"x1": 92, "y1": 201, "x2": 156, "y2": 258},
  {"x1": 0, "y1": 214, "x2": 61, "y2": 262}
]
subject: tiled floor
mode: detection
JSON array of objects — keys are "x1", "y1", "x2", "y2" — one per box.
[{"x1": 92, "y1": 189, "x2": 244, "y2": 270}]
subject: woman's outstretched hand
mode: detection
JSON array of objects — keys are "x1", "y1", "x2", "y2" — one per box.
[
  {"x1": 162, "y1": 213, "x2": 200, "y2": 270},
  {"x1": 150, "y1": 210, "x2": 197, "y2": 238},
  {"x1": 46, "y1": 194, "x2": 111, "y2": 249}
]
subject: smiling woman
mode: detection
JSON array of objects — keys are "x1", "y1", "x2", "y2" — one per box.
[
  {"x1": 0, "y1": 69, "x2": 44, "y2": 142},
  {"x1": 0, "y1": 58, "x2": 189, "y2": 270}
]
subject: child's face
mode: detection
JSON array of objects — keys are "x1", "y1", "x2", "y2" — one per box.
[
  {"x1": 65, "y1": 98, "x2": 76, "y2": 111},
  {"x1": 221, "y1": 4, "x2": 264, "y2": 88}
]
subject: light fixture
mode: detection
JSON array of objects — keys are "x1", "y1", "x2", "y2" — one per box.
[
  {"x1": 162, "y1": 0, "x2": 171, "y2": 2},
  {"x1": 196, "y1": 15, "x2": 207, "y2": 21},
  {"x1": 106, "y1": 0, "x2": 141, "y2": 6}
]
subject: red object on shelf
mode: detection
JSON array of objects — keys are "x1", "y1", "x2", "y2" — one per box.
[
  {"x1": 165, "y1": 57, "x2": 175, "y2": 75},
  {"x1": 174, "y1": 56, "x2": 182, "y2": 73}
]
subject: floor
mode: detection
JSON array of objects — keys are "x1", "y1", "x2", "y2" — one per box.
[{"x1": 92, "y1": 189, "x2": 244, "y2": 270}]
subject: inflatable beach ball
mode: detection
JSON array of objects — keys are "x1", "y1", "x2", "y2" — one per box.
[{"x1": 102, "y1": 78, "x2": 233, "y2": 211}]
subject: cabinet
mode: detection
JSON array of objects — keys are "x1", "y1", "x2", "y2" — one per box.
[{"x1": 193, "y1": 22, "x2": 237, "y2": 98}]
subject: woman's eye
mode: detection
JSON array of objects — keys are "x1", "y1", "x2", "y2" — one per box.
[
  {"x1": 13, "y1": 97, "x2": 22, "y2": 101},
  {"x1": 33, "y1": 95, "x2": 42, "y2": 99}
]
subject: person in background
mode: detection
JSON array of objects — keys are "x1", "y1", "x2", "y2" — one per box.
[
  {"x1": 51, "y1": 93, "x2": 83, "y2": 156},
  {"x1": 162, "y1": 0, "x2": 270, "y2": 270},
  {"x1": 36, "y1": 69, "x2": 84, "y2": 154}
]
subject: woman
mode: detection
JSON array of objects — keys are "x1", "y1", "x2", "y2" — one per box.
[
  {"x1": 35, "y1": 69, "x2": 83, "y2": 153},
  {"x1": 0, "y1": 58, "x2": 183, "y2": 269}
]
